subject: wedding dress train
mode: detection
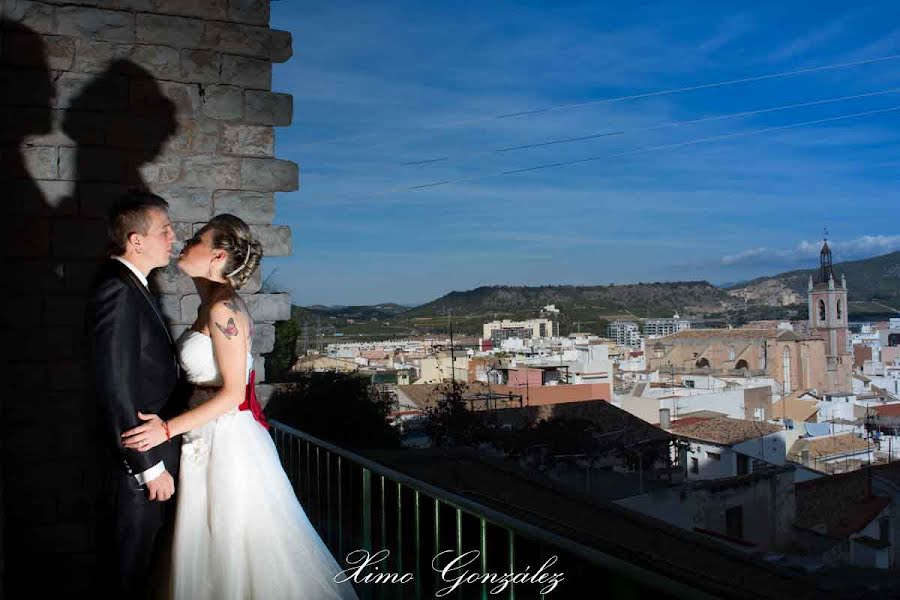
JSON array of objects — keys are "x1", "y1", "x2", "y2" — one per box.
[{"x1": 169, "y1": 330, "x2": 359, "y2": 599}]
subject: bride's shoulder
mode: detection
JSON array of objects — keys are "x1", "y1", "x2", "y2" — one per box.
[{"x1": 208, "y1": 293, "x2": 249, "y2": 335}]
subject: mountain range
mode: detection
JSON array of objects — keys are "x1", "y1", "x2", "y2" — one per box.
[{"x1": 298, "y1": 251, "x2": 900, "y2": 337}]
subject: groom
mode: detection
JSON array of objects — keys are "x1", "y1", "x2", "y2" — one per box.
[{"x1": 86, "y1": 190, "x2": 184, "y2": 596}]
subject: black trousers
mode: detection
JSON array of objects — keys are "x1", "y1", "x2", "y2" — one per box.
[{"x1": 96, "y1": 451, "x2": 180, "y2": 598}]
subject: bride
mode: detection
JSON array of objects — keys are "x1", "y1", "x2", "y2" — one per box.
[{"x1": 121, "y1": 214, "x2": 359, "y2": 599}]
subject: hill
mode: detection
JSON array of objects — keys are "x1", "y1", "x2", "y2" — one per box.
[{"x1": 727, "y1": 251, "x2": 900, "y2": 314}]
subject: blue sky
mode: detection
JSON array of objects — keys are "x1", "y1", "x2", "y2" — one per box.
[{"x1": 267, "y1": 0, "x2": 900, "y2": 306}]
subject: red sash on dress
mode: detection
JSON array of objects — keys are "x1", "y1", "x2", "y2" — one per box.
[{"x1": 239, "y1": 369, "x2": 270, "y2": 430}]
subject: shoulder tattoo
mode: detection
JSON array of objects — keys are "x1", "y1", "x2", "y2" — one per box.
[
  {"x1": 224, "y1": 300, "x2": 241, "y2": 314},
  {"x1": 215, "y1": 317, "x2": 239, "y2": 339}
]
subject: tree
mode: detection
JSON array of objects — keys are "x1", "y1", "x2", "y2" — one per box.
[
  {"x1": 422, "y1": 380, "x2": 487, "y2": 447},
  {"x1": 266, "y1": 316, "x2": 300, "y2": 380},
  {"x1": 265, "y1": 370, "x2": 402, "y2": 450}
]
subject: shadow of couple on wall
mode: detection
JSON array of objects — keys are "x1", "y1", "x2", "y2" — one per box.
[{"x1": 2, "y1": 18, "x2": 178, "y2": 595}]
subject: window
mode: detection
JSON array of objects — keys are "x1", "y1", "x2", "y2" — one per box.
[
  {"x1": 690, "y1": 457, "x2": 699, "y2": 474},
  {"x1": 818, "y1": 299, "x2": 826, "y2": 322},
  {"x1": 836, "y1": 299, "x2": 842, "y2": 320},
  {"x1": 735, "y1": 359, "x2": 749, "y2": 370},
  {"x1": 685, "y1": 380, "x2": 695, "y2": 388},
  {"x1": 782, "y1": 347, "x2": 792, "y2": 394},
  {"x1": 707, "y1": 451, "x2": 721, "y2": 461},
  {"x1": 737, "y1": 454, "x2": 749, "y2": 475},
  {"x1": 725, "y1": 506, "x2": 744, "y2": 539},
  {"x1": 728, "y1": 346, "x2": 736, "y2": 361}
]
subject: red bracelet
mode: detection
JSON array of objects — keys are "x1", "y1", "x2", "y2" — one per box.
[{"x1": 162, "y1": 420, "x2": 171, "y2": 441}]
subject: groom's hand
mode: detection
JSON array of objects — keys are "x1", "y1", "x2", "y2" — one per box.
[{"x1": 146, "y1": 470, "x2": 175, "y2": 502}]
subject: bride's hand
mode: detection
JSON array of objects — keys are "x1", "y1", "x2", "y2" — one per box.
[{"x1": 121, "y1": 412, "x2": 168, "y2": 452}]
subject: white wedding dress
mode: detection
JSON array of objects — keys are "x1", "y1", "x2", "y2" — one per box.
[{"x1": 169, "y1": 330, "x2": 360, "y2": 599}]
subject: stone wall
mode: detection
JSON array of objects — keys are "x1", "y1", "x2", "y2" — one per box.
[{"x1": 1, "y1": 0, "x2": 295, "y2": 594}]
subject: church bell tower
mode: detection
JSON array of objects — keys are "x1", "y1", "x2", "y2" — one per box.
[{"x1": 807, "y1": 238, "x2": 851, "y2": 392}]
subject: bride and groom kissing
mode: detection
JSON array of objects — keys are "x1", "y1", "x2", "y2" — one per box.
[{"x1": 86, "y1": 190, "x2": 359, "y2": 599}]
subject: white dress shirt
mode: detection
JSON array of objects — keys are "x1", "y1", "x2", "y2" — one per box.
[{"x1": 112, "y1": 256, "x2": 166, "y2": 486}]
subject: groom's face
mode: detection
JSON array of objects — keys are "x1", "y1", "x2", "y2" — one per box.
[{"x1": 141, "y1": 208, "x2": 176, "y2": 269}]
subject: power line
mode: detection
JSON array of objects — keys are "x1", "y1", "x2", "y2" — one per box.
[
  {"x1": 292, "y1": 52, "x2": 900, "y2": 151},
  {"x1": 402, "y1": 85, "x2": 900, "y2": 165},
  {"x1": 407, "y1": 103, "x2": 900, "y2": 189}
]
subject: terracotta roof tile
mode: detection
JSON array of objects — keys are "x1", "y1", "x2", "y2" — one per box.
[{"x1": 669, "y1": 417, "x2": 782, "y2": 445}]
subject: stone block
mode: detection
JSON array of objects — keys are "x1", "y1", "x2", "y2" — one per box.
[
  {"x1": 236, "y1": 268, "x2": 261, "y2": 294},
  {"x1": 130, "y1": 44, "x2": 181, "y2": 80},
  {"x1": 159, "y1": 294, "x2": 182, "y2": 323},
  {"x1": 75, "y1": 182, "x2": 123, "y2": 217},
  {"x1": 59, "y1": 146, "x2": 126, "y2": 181},
  {"x1": 55, "y1": 71, "x2": 128, "y2": 111},
  {"x1": 246, "y1": 293, "x2": 290, "y2": 321},
  {"x1": 31, "y1": 109, "x2": 104, "y2": 146},
  {"x1": 228, "y1": 0, "x2": 269, "y2": 26},
  {"x1": 21, "y1": 146, "x2": 58, "y2": 179},
  {"x1": 155, "y1": 0, "x2": 228, "y2": 20},
  {"x1": 44, "y1": 294, "x2": 86, "y2": 325},
  {"x1": 202, "y1": 21, "x2": 269, "y2": 58},
  {"x1": 72, "y1": 39, "x2": 132, "y2": 73},
  {"x1": 181, "y1": 294, "x2": 201, "y2": 323},
  {"x1": 221, "y1": 124, "x2": 273, "y2": 157},
  {"x1": 201, "y1": 85, "x2": 243, "y2": 120},
  {"x1": 137, "y1": 152, "x2": 182, "y2": 186},
  {"x1": 22, "y1": 326, "x2": 77, "y2": 360},
  {"x1": 57, "y1": 7, "x2": 134, "y2": 42},
  {"x1": 221, "y1": 54, "x2": 271, "y2": 90},
  {"x1": 180, "y1": 49, "x2": 220, "y2": 84},
  {"x1": 179, "y1": 154, "x2": 241, "y2": 188},
  {"x1": 252, "y1": 323, "x2": 275, "y2": 353},
  {"x1": 150, "y1": 262, "x2": 195, "y2": 295},
  {"x1": 3, "y1": 32, "x2": 74, "y2": 70},
  {"x1": 154, "y1": 186, "x2": 212, "y2": 222},
  {"x1": 167, "y1": 118, "x2": 220, "y2": 154},
  {"x1": 64, "y1": 259, "x2": 104, "y2": 292},
  {"x1": 244, "y1": 91, "x2": 292, "y2": 126},
  {"x1": 7, "y1": 179, "x2": 72, "y2": 215},
  {"x1": 269, "y1": 30, "x2": 292, "y2": 63},
  {"x1": 48, "y1": 359, "x2": 86, "y2": 391},
  {"x1": 212, "y1": 190, "x2": 274, "y2": 224},
  {"x1": 51, "y1": 218, "x2": 107, "y2": 259},
  {"x1": 2, "y1": 67, "x2": 54, "y2": 106},
  {"x1": 131, "y1": 79, "x2": 200, "y2": 118},
  {"x1": 256, "y1": 383, "x2": 274, "y2": 408},
  {"x1": 8, "y1": 293, "x2": 43, "y2": 324},
  {"x1": 21, "y1": 522, "x2": 92, "y2": 554},
  {"x1": 5, "y1": 1, "x2": 55, "y2": 34},
  {"x1": 250, "y1": 224, "x2": 291, "y2": 256},
  {"x1": 136, "y1": 13, "x2": 204, "y2": 48},
  {"x1": 240, "y1": 158, "x2": 297, "y2": 191},
  {"x1": 252, "y1": 354, "x2": 266, "y2": 383}
]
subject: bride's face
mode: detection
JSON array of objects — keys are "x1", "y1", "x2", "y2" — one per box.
[{"x1": 177, "y1": 227, "x2": 226, "y2": 278}]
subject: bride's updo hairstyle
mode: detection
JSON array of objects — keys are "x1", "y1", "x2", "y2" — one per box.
[{"x1": 206, "y1": 214, "x2": 263, "y2": 290}]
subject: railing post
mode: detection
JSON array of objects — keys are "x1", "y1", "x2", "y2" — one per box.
[
  {"x1": 337, "y1": 456, "x2": 344, "y2": 560},
  {"x1": 508, "y1": 530, "x2": 516, "y2": 600},
  {"x1": 480, "y1": 518, "x2": 488, "y2": 600},
  {"x1": 362, "y1": 468, "x2": 372, "y2": 552},
  {"x1": 396, "y1": 481, "x2": 403, "y2": 577},
  {"x1": 414, "y1": 490, "x2": 421, "y2": 600},
  {"x1": 380, "y1": 475, "x2": 387, "y2": 565},
  {"x1": 327, "y1": 451, "x2": 332, "y2": 547},
  {"x1": 316, "y1": 446, "x2": 321, "y2": 532},
  {"x1": 456, "y1": 507, "x2": 463, "y2": 599}
]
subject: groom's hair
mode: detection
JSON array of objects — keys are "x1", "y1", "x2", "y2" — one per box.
[{"x1": 107, "y1": 189, "x2": 170, "y2": 256}]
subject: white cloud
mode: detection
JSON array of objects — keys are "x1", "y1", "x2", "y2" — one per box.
[{"x1": 722, "y1": 235, "x2": 900, "y2": 267}]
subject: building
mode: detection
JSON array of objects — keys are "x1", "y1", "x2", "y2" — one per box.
[
  {"x1": 608, "y1": 320, "x2": 641, "y2": 347},
  {"x1": 642, "y1": 314, "x2": 691, "y2": 338},
  {"x1": 807, "y1": 240, "x2": 853, "y2": 393},
  {"x1": 647, "y1": 328, "x2": 830, "y2": 396},
  {"x1": 483, "y1": 318, "x2": 557, "y2": 343}
]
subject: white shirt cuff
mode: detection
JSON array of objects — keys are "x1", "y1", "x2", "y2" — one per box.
[{"x1": 134, "y1": 460, "x2": 165, "y2": 485}]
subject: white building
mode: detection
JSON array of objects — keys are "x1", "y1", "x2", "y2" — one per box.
[
  {"x1": 483, "y1": 318, "x2": 557, "y2": 342},
  {"x1": 643, "y1": 314, "x2": 691, "y2": 338},
  {"x1": 607, "y1": 320, "x2": 640, "y2": 347}
]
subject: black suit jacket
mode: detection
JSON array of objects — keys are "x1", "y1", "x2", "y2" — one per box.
[{"x1": 85, "y1": 259, "x2": 183, "y2": 478}]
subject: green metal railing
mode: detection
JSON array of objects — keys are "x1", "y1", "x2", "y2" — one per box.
[{"x1": 270, "y1": 420, "x2": 713, "y2": 600}]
